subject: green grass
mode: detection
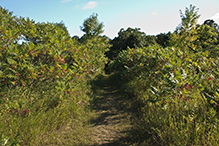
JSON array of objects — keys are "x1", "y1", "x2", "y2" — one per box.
[
  {"x1": 120, "y1": 77, "x2": 219, "y2": 146},
  {"x1": 0, "y1": 73, "x2": 137, "y2": 145},
  {"x1": 1, "y1": 72, "x2": 218, "y2": 145},
  {"x1": 0, "y1": 76, "x2": 93, "y2": 145}
]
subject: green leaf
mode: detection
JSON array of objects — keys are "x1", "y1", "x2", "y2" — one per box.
[
  {"x1": 124, "y1": 65, "x2": 130, "y2": 70},
  {"x1": 175, "y1": 70, "x2": 181, "y2": 76},
  {"x1": 7, "y1": 74, "x2": 16, "y2": 79},
  {"x1": 183, "y1": 88, "x2": 188, "y2": 94},
  {"x1": 9, "y1": 68, "x2": 16, "y2": 73},
  {"x1": 0, "y1": 70, "x2": 3, "y2": 77},
  {"x1": 7, "y1": 58, "x2": 16, "y2": 64}
]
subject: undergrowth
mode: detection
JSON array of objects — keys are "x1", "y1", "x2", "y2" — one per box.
[
  {"x1": 0, "y1": 75, "x2": 97, "y2": 145},
  {"x1": 120, "y1": 77, "x2": 219, "y2": 146}
]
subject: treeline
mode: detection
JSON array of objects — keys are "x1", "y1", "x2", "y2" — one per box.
[{"x1": 73, "y1": 11, "x2": 219, "y2": 62}]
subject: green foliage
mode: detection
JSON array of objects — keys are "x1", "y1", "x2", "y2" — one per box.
[
  {"x1": 106, "y1": 27, "x2": 156, "y2": 60},
  {"x1": 1, "y1": 3, "x2": 219, "y2": 145},
  {"x1": 109, "y1": 45, "x2": 218, "y2": 102},
  {"x1": 80, "y1": 13, "x2": 104, "y2": 41},
  {"x1": 170, "y1": 5, "x2": 200, "y2": 51},
  {"x1": 156, "y1": 32, "x2": 172, "y2": 48},
  {"x1": 0, "y1": 7, "x2": 109, "y2": 145},
  {"x1": 108, "y1": 43, "x2": 219, "y2": 144},
  {"x1": 107, "y1": 4, "x2": 219, "y2": 145},
  {"x1": 77, "y1": 13, "x2": 111, "y2": 58},
  {"x1": 53, "y1": 21, "x2": 70, "y2": 36},
  {"x1": 178, "y1": 4, "x2": 200, "y2": 32},
  {"x1": 170, "y1": 4, "x2": 219, "y2": 57},
  {"x1": 0, "y1": 7, "x2": 108, "y2": 94}
]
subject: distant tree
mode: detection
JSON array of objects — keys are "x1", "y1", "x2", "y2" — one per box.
[
  {"x1": 170, "y1": 4, "x2": 200, "y2": 51},
  {"x1": 76, "y1": 13, "x2": 111, "y2": 68},
  {"x1": 156, "y1": 32, "x2": 172, "y2": 48},
  {"x1": 204, "y1": 19, "x2": 219, "y2": 30},
  {"x1": 106, "y1": 27, "x2": 156, "y2": 59},
  {"x1": 170, "y1": 5, "x2": 219, "y2": 57},
  {"x1": 203, "y1": 19, "x2": 219, "y2": 40},
  {"x1": 72, "y1": 35, "x2": 80, "y2": 43},
  {"x1": 77, "y1": 13, "x2": 110, "y2": 49},
  {"x1": 145, "y1": 35, "x2": 157, "y2": 46},
  {"x1": 176, "y1": 4, "x2": 200, "y2": 33},
  {"x1": 200, "y1": 19, "x2": 219, "y2": 57},
  {"x1": 80, "y1": 13, "x2": 104, "y2": 42}
]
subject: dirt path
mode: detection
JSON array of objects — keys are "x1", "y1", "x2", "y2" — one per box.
[
  {"x1": 58, "y1": 74, "x2": 140, "y2": 146},
  {"x1": 88, "y1": 74, "x2": 135, "y2": 145}
]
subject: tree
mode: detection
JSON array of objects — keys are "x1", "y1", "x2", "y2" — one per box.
[
  {"x1": 76, "y1": 13, "x2": 111, "y2": 73},
  {"x1": 78, "y1": 13, "x2": 110, "y2": 49},
  {"x1": 200, "y1": 19, "x2": 219, "y2": 57},
  {"x1": 176, "y1": 4, "x2": 200, "y2": 33},
  {"x1": 80, "y1": 13, "x2": 104, "y2": 41},
  {"x1": 156, "y1": 32, "x2": 172, "y2": 48},
  {"x1": 204, "y1": 19, "x2": 219, "y2": 31},
  {"x1": 203, "y1": 19, "x2": 219, "y2": 42},
  {"x1": 170, "y1": 5, "x2": 200, "y2": 51},
  {"x1": 170, "y1": 5, "x2": 219, "y2": 57},
  {"x1": 106, "y1": 27, "x2": 156, "y2": 59}
]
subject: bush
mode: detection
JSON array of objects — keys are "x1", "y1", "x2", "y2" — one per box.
[
  {"x1": 0, "y1": 7, "x2": 109, "y2": 145},
  {"x1": 108, "y1": 45, "x2": 219, "y2": 145}
]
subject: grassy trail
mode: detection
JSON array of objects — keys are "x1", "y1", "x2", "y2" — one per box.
[
  {"x1": 57, "y1": 74, "x2": 142, "y2": 146},
  {"x1": 89, "y1": 74, "x2": 135, "y2": 145}
]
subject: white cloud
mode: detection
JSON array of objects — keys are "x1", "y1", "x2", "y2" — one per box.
[
  {"x1": 82, "y1": 1, "x2": 97, "y2": 10},
  {"x1": 60, "y1": 0, "x2": 72, "y2": 3},
  {"x1": 150, "y1": 12, "x2": 158, "y2": 16},
  {"x1": 211, "y1": 12, "x2": 219, "y2": 20}
]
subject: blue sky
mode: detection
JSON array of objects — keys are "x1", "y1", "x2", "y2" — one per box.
[{"x1": 1, "y1": 0, "x2": 219, "y2": 39}]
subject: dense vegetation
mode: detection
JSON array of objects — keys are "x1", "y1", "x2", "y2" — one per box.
[
  {"x1": 0, "y1": 4, "x2": 219, "y2": 145},
  {"x1": 0, "y1": 8, "x2": 109, "y2": 145},
  {"x1": 108, "y1": 5, "x2": 219, "y2": 145}
]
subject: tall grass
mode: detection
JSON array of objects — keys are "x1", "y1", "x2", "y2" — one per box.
[
  {"x1": 0, "y1": 75, "x2": 95, "y2": 145},
  {"x1": 120, "y1": 78, "x2": 219, "y2": 145}
]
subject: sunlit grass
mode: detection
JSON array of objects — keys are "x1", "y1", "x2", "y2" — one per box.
[
  {"x1": 0, "y1": 75, "x2": 95, "y2": 145},
  {"x1": 121, "y1": 77, "x2": 219, "y2": 145}
]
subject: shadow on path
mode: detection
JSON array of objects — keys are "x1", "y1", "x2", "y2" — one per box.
[{"x1": 88, "y1": 74, "x2": 145, "y2": 146}]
